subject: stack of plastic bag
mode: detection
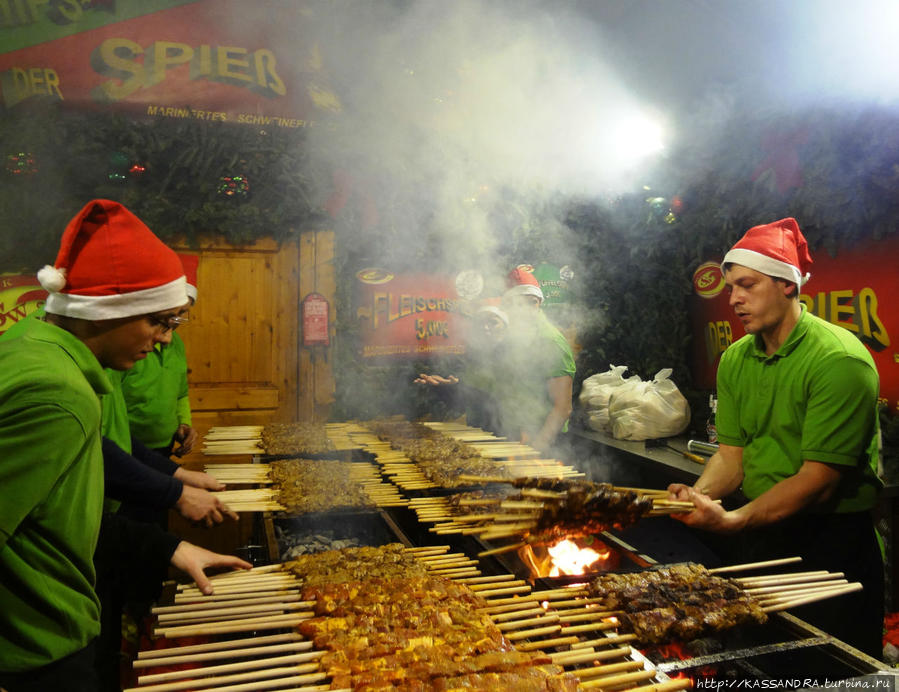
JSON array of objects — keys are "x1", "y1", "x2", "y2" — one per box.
[
  {"x1": 608, "y1": 368, "x2": 691, "y2": 441},
  {"x1": 578, "y1": 365, "x2": 641, "y2": 433}
]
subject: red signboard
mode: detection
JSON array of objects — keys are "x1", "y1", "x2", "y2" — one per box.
[
  {"x1": 355, "y1": 269, "x2": 468, "y2": 359},
  {"x1": 301, "y1": 292, "x2": 330, "y2": 347},
  {"x1": 689, "y1": 235, "x2": 899, "y2": 414},
  {"x1": 0, "y1": 274, "x2": 46, "y2": 335},
  {"x1": 0, "y1": 0, "x2": 338, "y2": 126}
]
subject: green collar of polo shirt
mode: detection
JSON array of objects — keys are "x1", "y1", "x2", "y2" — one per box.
[{"x1": 750, "y1": 303, "x2": 809, "y2": 362}]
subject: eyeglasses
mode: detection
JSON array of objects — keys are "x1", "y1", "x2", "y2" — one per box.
[{"x1": 147, "y1": 313, "x2": 190, "y2": 333}]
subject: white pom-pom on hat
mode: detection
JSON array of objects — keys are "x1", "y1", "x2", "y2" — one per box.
[{"x1": 37, "y1": 265, "x2": 67, "y2": 292}]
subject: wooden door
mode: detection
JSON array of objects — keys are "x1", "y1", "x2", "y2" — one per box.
[{"x1": 167, "y1": 232, "x2": 335, "y2": 556}]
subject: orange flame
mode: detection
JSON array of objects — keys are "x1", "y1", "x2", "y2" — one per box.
[{"x1": 547, "y1": 539, "x2": 609, "y2": 576}]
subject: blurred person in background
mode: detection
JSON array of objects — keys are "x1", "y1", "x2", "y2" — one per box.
[
  {"x1": 415, "y1": 298, "x2": 509, "y2": 435},
  {"x1": 499, "y1": 267, "x2": 575, "y2": 454}
]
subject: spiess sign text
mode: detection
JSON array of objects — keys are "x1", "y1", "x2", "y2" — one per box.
[{"x1": 90, "y1": 38, "x2": 286, "y2": 101}]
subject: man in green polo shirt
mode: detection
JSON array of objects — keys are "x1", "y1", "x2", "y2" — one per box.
[
  {"x1": 501, "y1": 267, "x2": 576, "y2": 453},
  {"x1": 0, "y1": 200, "x2": 250, "y2": 691},
  {"x1": 669, "y1": 218, "x2": 884, "y2": 658},
  {"x1": 122, "y1": 253, "x2": 200, "y2": 461}
]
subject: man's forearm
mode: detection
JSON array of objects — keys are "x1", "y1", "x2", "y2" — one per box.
[
  {"x1": 693, "y1": 451, "x2": 743, "y2": 499},
  {"x1": 534, "y1": 405, "x2": 570, "y2": 448},
  {"x1": 731, "y1": 461, "x2": 842, "y2": 530}
]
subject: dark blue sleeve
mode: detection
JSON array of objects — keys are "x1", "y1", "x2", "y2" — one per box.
[
  {"x1": 130, "y1": 436, "x2": 180, "y2": 476},
  {"x1": 102, "y1": 437, "x2": 183, "y2": 509}
]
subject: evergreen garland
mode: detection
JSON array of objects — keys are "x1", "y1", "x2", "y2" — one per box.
[{"x1": 0, "y1": 105, "x2": 324, "y2": 271}]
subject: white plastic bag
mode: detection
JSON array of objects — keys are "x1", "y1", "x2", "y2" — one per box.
[
  {"x1": 581, "y1": 366, "x2": 642, "y2": 433},
  {"x1": 608, "y1": 368, "x2": 691, "y2": 440}
]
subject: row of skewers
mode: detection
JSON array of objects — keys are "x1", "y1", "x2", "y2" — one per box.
[
  {"x1": 133, "y1": 544, "x2": 661, "y2": 691},
  {"x1": 201, "y1": 422, "x2": 369, "y2": 456},
  {"x1": 406, "y1": 477, "x2": 712, "y2": 552},
  {"x1": 348, "y1": 420, "x2": 585, "y2": 490},
  {"x1": 204, "y1": 460, "x2": 409, "y2": 513},
  {"x1": 131, "y1": 544, "x2": 859, "y2": 692}
]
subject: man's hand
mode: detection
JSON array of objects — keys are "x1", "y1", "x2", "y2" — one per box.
[
  {"x1": 173, "y1": 424, "x2": 198, "y2": 457},
  {"x1": 170, "y1": 542, "x2": 253, "y2": 595},
  {"x1": 414, "y1": 373, "x2": 459, "y2": 386},
  {"x1": 175, "y1": 485, "x2": 239, "y2": 527},
  {"x1": 666, "y1": 485, "x2": 744, "y2": 533},
  {"x1": 174, "y1": 466, "x2": 225, "y2": 491}
]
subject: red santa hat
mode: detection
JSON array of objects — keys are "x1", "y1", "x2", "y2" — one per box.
[
  {"x1": 721, "y1": 217, "x2": 813, "y2": 287},
  {"x1": 178, "y1": 253, "x2": 199, "y2": 302},
  {"x1": 38, "y1": 199, "x2": 187, "y2": 319},
  {"x1": 503, "y1": 267, "x2": 544, "y2": 302}
]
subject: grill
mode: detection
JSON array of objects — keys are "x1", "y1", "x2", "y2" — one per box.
[{"x1": 146, "y1": 421, "x2": 893, "y2": 691}]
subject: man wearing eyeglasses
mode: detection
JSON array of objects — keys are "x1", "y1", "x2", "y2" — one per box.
[
  {"x1": 0, "y1": 200, "x2": 250, "y2": 691},
  {"x1": 122, "y1": 254, "x2": 199, "y2": 462}
]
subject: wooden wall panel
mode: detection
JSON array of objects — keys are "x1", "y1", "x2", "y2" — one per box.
[{"x1": 164, "y1": 232, "x2": 334, "y2": 558}]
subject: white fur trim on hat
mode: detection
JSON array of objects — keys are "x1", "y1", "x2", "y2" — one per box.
[
  {"x1": 476, "y1": 305, "x2": 509, "y2": 325},
  {"x1": 185, "y1": 283, "x2": 198, "y2": 302},
  {"x1": 721, "y1": 248, "x2": 809, "y2": 287},
  {"x1": 503, "y1": 284, "x2": 544, "y2": 301},
  {"x1": 45, "y1": 276, "x2": 188, "y2": 320}
]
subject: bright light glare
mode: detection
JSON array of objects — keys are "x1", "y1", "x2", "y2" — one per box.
[{"x1": 607, "y1": 112, "x2": 666, "y2": 165}]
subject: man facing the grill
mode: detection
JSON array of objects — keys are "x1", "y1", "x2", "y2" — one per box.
[{"x1": 669, "y1": 218, "x2": 884, "y2": 658}]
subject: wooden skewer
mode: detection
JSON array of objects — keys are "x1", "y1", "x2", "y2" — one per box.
[
  {"x1": 559, "y1": 620, "x2": 618, "y2": 635},
  {"x1": 137, "y1": 633, "x2": 303, "y2": 660},
  {"x1": 551, "y1": 645, "x2": 632, "y2": 665},
  {"x1": 458, "y1": 574, "x2": 518, "y2": 584},
  {"x1": 505, "y1": 624, "x2": 562, "y2": 640},
  {"x1": 156, "y1": 601, "x2": 313, "y2": 624},
  {"x1": 571, "y1": 659, "x2": 645, "y2": 680},
  {"x1": 514, "y1": 634, "x2": 581, "y2": 651},
  {"x1": 757, "y1": 582, "x2": 861, "y2": 604},
  {"x1": 468, "y1": 579, "x2": 526, "y2": 591},
  {"x1": 153, "y1": 594, "x2": 307, "y2": 615},
  {"x1": 156, "y1": 613, "x2": 313, "y2": 638},
  {"x1": 536, "y1": 588, "x2": 590, "y2": 599},
  {"x1": 744, "y1": 579, "x2": 847, "y2": 595},
  {"x1": 491, "y1": 607, "x2": 547, "y2": 623},
  {"x1": 570, "y1": 633, "x2": 638, "y2": 649},
  {"x1": 497, "y1": 614, "x2": 560, "y2": 631},
  {"x1": 137, "y1": 651, "x2": 325, "y2": 684},
  {"x1": 477, "y1": 585, "x2": 532, "y2": 598},
  {"x1": 762, "y1": 582, "x2": 863, "y2": 613},
  {"x1": 178, "y1": 575, "x2": 296, "y2": 591},
  {"x1": 579, "y1": 669, "x2": 657, "y2": 689},
  {"x1": 736, "y1": 570, "x2": 836, "y2": 586},
  {"x1": 127, "y1": 666, "x2": 326, "y2": 692},
  {"x1": 708, "y1": 556, "x2": 803, "y2": 573},
  {"x1": 545, "y1": 597, "x2": 606, "y2": 608},
  {"x1": 477, "y1": 599, "x2": 540, "y2": 614},
  {"x1": 133, "y1": 641, "x2": 314, "y2": 668},
  {"x1": 174, "y1": 589, "x2": 301, "y2": 604},
  {"x1": 556, "y1": 610, "x2": 618, "y2": 624},
  {"x1": 177, "y1": 581, "x2": 298, "y2": 597}
]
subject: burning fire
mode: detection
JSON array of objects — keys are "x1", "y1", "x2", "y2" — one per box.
[{"x1": 547, "y1": 539, "x2": 609, "y2": 577}]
